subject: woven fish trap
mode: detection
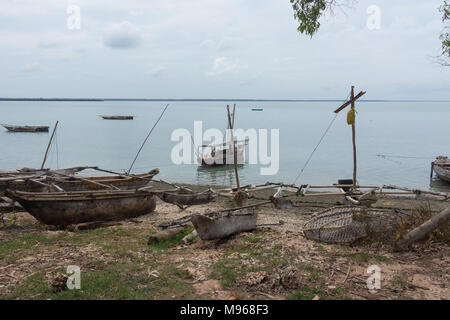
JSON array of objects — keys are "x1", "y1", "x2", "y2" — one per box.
[{"x1": 303, "y1": 206, "x2": 411, "y2": 244}]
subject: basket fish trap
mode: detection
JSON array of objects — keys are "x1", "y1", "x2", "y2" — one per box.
[{"x1": 303, "y1": 206, "x2": 410, "y2": 244}]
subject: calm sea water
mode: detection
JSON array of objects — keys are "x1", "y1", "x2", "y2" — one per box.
[{"x1": 0, "y1": 100, "x2": 449, "y2": 192}]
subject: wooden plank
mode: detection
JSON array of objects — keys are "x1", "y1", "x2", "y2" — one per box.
[{"x1": 333, "y1": 91, "x2": 366, "y2": 113}]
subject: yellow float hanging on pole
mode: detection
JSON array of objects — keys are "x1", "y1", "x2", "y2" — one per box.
[{"x1": 347, "y1": 106, "x2": 355, "y2": 125}]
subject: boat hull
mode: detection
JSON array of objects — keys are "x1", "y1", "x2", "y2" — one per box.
[
  {"x1": 433, "y1": 165, "x2": 450, "y2": 183},
  {"x1": 432, "y1": 156, "x2": 450, "y2": 183},
  {"x1": 5, "y1": 190, "x2": 157, "y2": 226},
  {"x1": 157, "y1": 190, "x2": 215, "y2": 206},
  {"x1": 101, "y1": 116, "x2": 133, "y2": 120},
  {"x1": 2, "y1": 125, "x2": 49, "y2": 132},
  {"x1": 0, "y1": 169, "x2": 159, "y2": 195}
]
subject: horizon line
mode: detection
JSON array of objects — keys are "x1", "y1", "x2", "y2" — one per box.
[{"x1": 1, "y1": 97, "x2": 450, "y2": 102}]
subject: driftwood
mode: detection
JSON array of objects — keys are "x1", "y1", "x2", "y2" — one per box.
[
  {"x1": 67, "y1": 221, "x2": 121, "y2": 231},
  {"x1": 148, "y1": 227, "x2": 184, "y2": 245},
  {"x1": 397, "y1": 207, "x2": 450, "y2": 248}
]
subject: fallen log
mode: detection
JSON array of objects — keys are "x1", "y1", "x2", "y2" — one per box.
[
  {"x1": 148, "y1": 227, "x2": 184, "y2": 245},
  {"x1": 67, "y1": 221, "x2": 121, "y2": 231},
  {"x1": 397, "y1": 207, "x2": 450, "y2": 248}
]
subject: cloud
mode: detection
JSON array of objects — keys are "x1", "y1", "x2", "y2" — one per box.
[
  {"x1": 37, "y1": 38, "x2": 62, "y2": 49},
  {"x1": 22, "y1": 63, "x2": 41, "y2": 73},
  {"x1": 205, "y1": 57, "x2": 239, "y2": 76},
  {"x1": 145, "y1": 65, "x2": 166, "y2": 77},
  {"x1": 102, "y1": 21, "x2": 141, "y2": 49}
]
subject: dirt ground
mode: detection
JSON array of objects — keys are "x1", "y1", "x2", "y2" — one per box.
[{"x1": 0, "y1": 185, "x2": 449, "y2": 300}]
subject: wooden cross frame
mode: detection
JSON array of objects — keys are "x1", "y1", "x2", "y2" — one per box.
[{"x1": 333, "y1": 86, "x2": 366, "y2": 190}]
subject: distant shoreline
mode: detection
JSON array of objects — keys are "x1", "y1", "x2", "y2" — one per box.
[
  {"x1": 0, "y1": 98, "x2": 449, "y2": 103},
  {"x1": 0, "y1": 98, "x2": 104, "y2": 102}
]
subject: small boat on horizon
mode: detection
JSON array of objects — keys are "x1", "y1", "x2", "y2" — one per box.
[
  {"x1": 100, "y1": 115, "x2": 134, "y2": 120},
  {"x1": 2, "y1": 124, "x2": 49, "y2": 132}
]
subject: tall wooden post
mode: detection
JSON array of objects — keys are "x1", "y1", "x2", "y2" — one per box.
[
  {"x1": 41, "y1": 120, "x2": 59, "y2": 169},
  {"x1": 350, "y1": 86, "x2": 357, "y2": 190},
  {"x1": 227, "y1": 105, "x2": 240, "y2": 190}
]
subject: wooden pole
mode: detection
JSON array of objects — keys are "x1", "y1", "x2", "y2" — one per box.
[
  {"x1": 41, "y1": 121, "x2": 59, "y2": 169},
  {"x1": 398, "y1": 207, "x2": 450, "y2": 248},
  {"x1": 227, "y1": 105, "x2": 240, "y2": 190},
  {"x1": 231, "y1": 104, "x2": 236, "y2": 129},
  {"x1": 350, "y1": 86, "x2": 357, "y2": 190}
]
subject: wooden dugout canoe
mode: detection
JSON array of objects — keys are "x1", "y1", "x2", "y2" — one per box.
[
  {"x1": 101, "y1": 116, "x2": 134, "y2": 120},
  {"x1": 2, "y1": 124, "x2": 49, "y2": 132},
  {"x1": 156, "y1": 189, "x2": 215, "y2": 207},
  {"x1": 5, "y1": 189, "x2": 157, "y2": 226},
  {"x1": 0, "y1": 169, "x2": 160, "y2": 195},
  {"x1": 47, "y1": 169, "x2": 160, "y2": 191},
  {"x1": 191, "y1": 209, "x2": 257, "y2": 240},
  {"x1": 432, "y1": 156, "x2": 450, "y2": 183}
]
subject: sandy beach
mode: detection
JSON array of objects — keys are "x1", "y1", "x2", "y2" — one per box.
[{"x1": 1, "y1": 184, "x2": 448, "y2": 300}]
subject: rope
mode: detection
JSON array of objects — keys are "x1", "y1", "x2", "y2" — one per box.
[
  {"x1": 292, "y1": 93, "x2": 351, "y2": 184},
  {"x1": 292, "y1": 113, "x2": 339, "y2": 184},
  {"x1": 377, "y1": 154, "x2": 434, "y2": 160}
]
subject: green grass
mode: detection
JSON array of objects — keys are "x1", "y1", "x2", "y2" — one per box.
[
  {"x1": 287, "y1": 285, "x2": 324, "y2": 300},
  {"x1": 210, "y1": 259, "x2": 239, "y2": 288},
  {"x1": 350, "y1": 252, "x2": 392, "y2": 264},
  {"x1": 148, "y1": 226, "x2": 194, "y2": 251},
  {"x1": 4, "y1": 261, "x2": 195, "y2": 300}
]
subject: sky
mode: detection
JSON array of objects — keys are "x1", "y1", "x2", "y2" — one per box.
[{"x1": 0, "y1": 0, "x2": 449, "y2": 100}]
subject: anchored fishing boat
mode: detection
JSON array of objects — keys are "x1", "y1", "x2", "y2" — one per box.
[
  {"x1": 2, "y1": 124, "x2": 49, "y2": 132},
  {"x1": 197, "y1": 104, "x2": 248, "y2": 167},
  {"x1": 5, "y1": 189, "x2": 157, "y2": 226},
  {"x1": 197, "y1": 139, "x2": 248, "y2": 167},
  {"x1": 101, "y1": 116, "x2": 134, "y2": 120},
  {"x1": 431, "y1": 156, "x2": 450, "y2": 183}
]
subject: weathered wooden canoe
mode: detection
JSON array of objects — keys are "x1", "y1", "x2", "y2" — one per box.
[
  {"x1": 191, "y1": 209, "x2": 257, "y2": 240},
  {"x1": 101, "y1": 116, "x2": 134, "y2": 120},
  {"x1": 156, "y1": 189, "x2": 215, "y2": 206},
  {"x1": 432, "y1": 156, "x2": 450, "y2": 183},
  {"x1": 0, "y1": 169, "x2": 160, "y2": 195},
  {"x1": 2, "y1": 124, "x2": 49, "y2": 132},
  {"x1": 5, "y1": 189, "x2": 157, "y2": 226},
  {"x1": 0, "y1": 166, "x2": 90, "y2": 178},
  {"x1": 47, "y1": 169, "x2": 160, "y2": 191}
]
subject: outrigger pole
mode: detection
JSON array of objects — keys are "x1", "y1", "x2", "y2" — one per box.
[
  {"x1": 127, "y1": 104, "x2": 170, "y2": 175},
  {"x1": 41, "y1": 120, "x2": 59, "y2": 169}
]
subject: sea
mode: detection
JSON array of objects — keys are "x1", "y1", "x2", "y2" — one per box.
[{"x1": 0, "y1": 100, "x2": 449, "y2": 192}]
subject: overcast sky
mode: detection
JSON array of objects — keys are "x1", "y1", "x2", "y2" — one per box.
[{"x1": 0, "y1": 0, "x2": 449, "y2": 99}]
